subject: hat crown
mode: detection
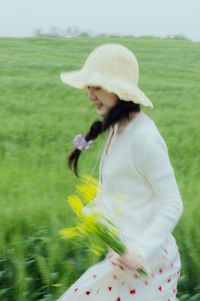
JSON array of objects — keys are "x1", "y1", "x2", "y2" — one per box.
[
  {"x1": 83, "y1": 44, "x2": 139, "y2": 85},
  {"x1": 60, "y1": 43, "x2": 153, "y2": 108}
]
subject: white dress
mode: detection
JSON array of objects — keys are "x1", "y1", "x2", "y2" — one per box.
[{"x1": 58, "y1": 111, "x2": 183, "y2": 301}]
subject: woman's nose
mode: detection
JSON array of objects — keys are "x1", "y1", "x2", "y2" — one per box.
[{"x1": 88, "y1": 87, "x2": 97, "y2": 100}]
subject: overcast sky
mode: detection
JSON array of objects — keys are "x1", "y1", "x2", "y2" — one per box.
[{"x1": 0, "y1": 0, "x2": 199, "y2": 41}]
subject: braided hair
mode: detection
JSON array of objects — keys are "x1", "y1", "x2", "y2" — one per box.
[{"x1": 68, "y1": 99, "x2": 140, "y2": 177}]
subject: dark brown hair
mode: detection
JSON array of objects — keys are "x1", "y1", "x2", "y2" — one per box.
[{"x1": 68, "y1": 99, "x2": 141, "y2": 177}]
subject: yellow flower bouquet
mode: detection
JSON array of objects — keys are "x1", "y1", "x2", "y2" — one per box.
[{"x1": 59, "y1": 174, "x2": 147, "y2": 276}]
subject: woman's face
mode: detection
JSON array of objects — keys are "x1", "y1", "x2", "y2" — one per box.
[{"x1": 88, "y1": 86, "x2": 119, "y2": 117}]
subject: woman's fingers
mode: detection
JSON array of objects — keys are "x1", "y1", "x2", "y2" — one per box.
[
  {"x1": 116, "y1": 250, "x2": 143, "y2": 271},
  {"x1": 107, "y1": 249, "x2": 115, "y2": 259}
]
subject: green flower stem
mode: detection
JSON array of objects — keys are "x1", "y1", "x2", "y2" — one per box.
[{"x1": 93, "y1": 222, "x2": 148, "y2": 276}]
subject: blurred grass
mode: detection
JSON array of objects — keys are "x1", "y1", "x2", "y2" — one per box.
[{"x1": 0, "y1": 35, "x2": 200, "y2": 300}]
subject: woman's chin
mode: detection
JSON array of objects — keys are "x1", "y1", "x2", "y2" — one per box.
[{"x1": 97, "y1": 108, "x2": 106, "y2": 116}]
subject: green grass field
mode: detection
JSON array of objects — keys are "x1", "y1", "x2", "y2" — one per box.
[{"x1": 0, "y1": 35, "x2": 200, "y2": 300}]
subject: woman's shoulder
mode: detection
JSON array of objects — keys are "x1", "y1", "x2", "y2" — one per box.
[
  {"x1": 129, "y1": 112, "x2": 167, "y2": 150},
  {"x1": 130, "y1": 111, "x2": 159, "y2": 137}
]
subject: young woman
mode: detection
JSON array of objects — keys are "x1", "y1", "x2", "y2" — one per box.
[{"x1": 58, "y1": 43, "x2": 183, "y2": 301}]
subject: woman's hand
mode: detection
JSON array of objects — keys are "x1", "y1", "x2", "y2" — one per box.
[{"x1": 116, "y1": 249, "x2": 143, "y2": 271}]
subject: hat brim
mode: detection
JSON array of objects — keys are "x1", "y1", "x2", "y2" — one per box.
[
  {"x1": 60, "y1": 69, "x2": 153, "y2": 108},
  {"x1": 60, "y1": 69, "x2": 87, "y2": 89}
]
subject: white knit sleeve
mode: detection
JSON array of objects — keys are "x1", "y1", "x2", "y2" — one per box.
[{"x1": 129, "y1": 128, "x2": 183, "y2": 262}]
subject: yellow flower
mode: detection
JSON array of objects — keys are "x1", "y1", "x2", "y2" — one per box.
[
  {"x1": 82, "y1": 214, "x2": 96, "y2": 224},
  {"x1": 81, "y1": 174, "x2": 99, "y2": 187},
  {"x1": 59, "y1": 227, "x2": 79, "y2": 239},
  {"x1": 76, "y1": 221, "x2": 88, "y2": 235},
  {"x1": 68, "y1": 195, "x2": 83, "y2": 217},
  {"x1": 75, "y1": 183, "x2": 97, "y2": 203}
]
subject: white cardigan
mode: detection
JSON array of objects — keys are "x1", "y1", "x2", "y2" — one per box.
[{"x1": 83, "y1": 111, "x2": 183, "y2": 268}]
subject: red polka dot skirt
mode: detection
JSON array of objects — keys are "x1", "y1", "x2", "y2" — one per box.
[{"x1": 58, "y1": 235, "x2": 181, "y2": 301}]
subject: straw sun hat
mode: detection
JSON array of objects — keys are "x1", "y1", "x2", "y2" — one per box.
[{"x1": 60, "y1": 43, "x2": 153, "y2": 108}]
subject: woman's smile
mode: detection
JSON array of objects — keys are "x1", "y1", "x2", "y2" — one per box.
[
  {"x1": 88, "y1": 86, "x2": 119, "y2": 117},
  {"x1": 96, "y1": 103, "x2": 103, "y2": 109}
]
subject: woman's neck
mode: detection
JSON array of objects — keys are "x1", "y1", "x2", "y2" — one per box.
[{"x1": 113, "y1": 111, "x2": 141, "y2": 135}]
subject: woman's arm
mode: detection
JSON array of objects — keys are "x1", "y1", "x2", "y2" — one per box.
[{"x1": 128, "y1": 128, "x2": 183, "y2": 264}]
